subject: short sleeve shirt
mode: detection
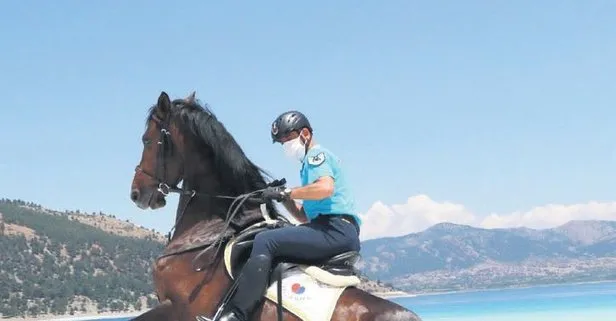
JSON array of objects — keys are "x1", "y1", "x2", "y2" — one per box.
[{"x1": 300, "y1": 145, "x2": 362, "y2": 226}]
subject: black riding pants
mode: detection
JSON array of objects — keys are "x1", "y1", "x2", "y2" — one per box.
[
  {"x1": 252, "y1": 214, "x2": 361, "y2": 262},
  {"x1": 228, "y1": 215, "x2": 360, "y2": 320}
]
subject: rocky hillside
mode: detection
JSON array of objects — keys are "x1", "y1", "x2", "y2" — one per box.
[
  {"x1": 358, "y1": 221, "x2": 616, "y2": 292},
  {"x1": 0, "y1": 199, "x2": 165, "y2": 319},
  {"x1": 11, "y1": 196, "x2": 616, "y2": 316},
  {"x1": 0, "y1": 198, "x2": 398, "y2": 319}
]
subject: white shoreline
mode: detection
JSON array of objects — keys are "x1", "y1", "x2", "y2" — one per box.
[
  {"x1": 371, "y1": 291, "x2": 415, "y2": 299},
  {"x1": 1, "y1": 311, "x2": 145, "y2": 321},
  {"x1": 386, "y1": 279, "x2": 616, "y2": 299}
]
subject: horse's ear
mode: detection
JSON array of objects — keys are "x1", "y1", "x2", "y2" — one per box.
[
  {"x1": 156, "y1": 91, "x2": 171, "y2": 117},
  {"x1": 185, "y1": 91, "x2": 196, "y2": 104}
]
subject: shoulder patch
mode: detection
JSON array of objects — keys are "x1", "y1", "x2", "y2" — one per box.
[{"x1": 307, "y1": 152, "x2": 326, "y2": 166}]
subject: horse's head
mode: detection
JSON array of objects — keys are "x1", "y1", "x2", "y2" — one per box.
[
  {"x1": 129, "y1": 90, "x2": 280, "y2": 231},
  {"x1": 130, "y1": 91, "x2": 191, "y2": 210}
]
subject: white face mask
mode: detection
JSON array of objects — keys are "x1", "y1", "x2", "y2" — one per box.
[{"x1": 282, "y1": 136, "x2": 306, "y2": 162}]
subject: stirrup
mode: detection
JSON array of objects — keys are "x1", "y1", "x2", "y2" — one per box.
[{"x1": 196, "y1": 264, "x2": 284, "y2": 321}]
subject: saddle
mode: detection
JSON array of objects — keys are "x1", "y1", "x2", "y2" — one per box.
[{"x1": 197, "y1": 207, "x2": 361, "y2": 321}]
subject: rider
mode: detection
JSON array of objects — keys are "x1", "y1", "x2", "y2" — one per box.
[{"x1": 215, "y1": 110, "x2": 362, "y2": 321}]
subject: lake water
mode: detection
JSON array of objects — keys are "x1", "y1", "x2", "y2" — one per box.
[
  {"x1": 74, "y1": 281, "x2": 616, "y2": 321},
  {"x1": 395, "y1": 281, "x2": 616, "y2": 321}
]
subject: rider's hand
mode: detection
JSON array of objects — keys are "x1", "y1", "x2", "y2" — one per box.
[{"x1": 261, "y1": 186, "x2": 291, "y2": 202}]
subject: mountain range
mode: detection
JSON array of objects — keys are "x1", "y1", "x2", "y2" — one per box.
[
  {"x1": 358, "y1": 220, "x2": 616, "y2": 292},
  {"x1": 0, "y1": 198, "x2": 396, "y2": 319},
  {"x1": 3, "y1": 197, "x2": 616, "y2": 318}
]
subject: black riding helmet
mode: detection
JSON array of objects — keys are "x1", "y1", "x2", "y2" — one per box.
[{"x1": 271, "y1": 110, "x2": 312, "y2": 143}]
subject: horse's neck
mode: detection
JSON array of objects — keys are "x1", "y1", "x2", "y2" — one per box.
[{"x1": 171, "y1": 148, "x2": 263, "y2": 238}]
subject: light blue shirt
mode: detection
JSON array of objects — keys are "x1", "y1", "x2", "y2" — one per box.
[{"x1": 300, "y1": 145, "x2": 362, "y2": 226}]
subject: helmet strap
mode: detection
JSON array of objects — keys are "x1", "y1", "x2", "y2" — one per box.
[{"x1": 301, "y1": 131, "x2": 312, "y2": 156}]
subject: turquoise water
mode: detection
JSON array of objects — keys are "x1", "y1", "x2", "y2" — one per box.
[
  {"x1": 76, "y1": 282, "x2": 616, "y2": 321},
  {"x1": 393, "y1": 281, "x2": 616, "y2": 321}
]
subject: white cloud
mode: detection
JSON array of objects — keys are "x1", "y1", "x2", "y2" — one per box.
[
  {"x1": 357, "y1": 194, "x2": 477, "y2": 240},
  {"x1": 357, "y1": 195, "x2": 616, "y2": 240},
  {"x1": 480, "y1": 201, "x2": 616, "y2": 230}
]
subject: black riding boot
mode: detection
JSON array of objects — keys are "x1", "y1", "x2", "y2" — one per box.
[{"x1": 219, "y1": 254, "x2": 272, "y2": 321}]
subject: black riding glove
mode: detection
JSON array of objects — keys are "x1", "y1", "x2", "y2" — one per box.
[{"x1": 261, "y1": 186, "x2": 291, "y2": 202}]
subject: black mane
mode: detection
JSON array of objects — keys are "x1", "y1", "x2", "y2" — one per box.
[{"x1": 146, "y1": 97, "x2": 280, "y2": 217}]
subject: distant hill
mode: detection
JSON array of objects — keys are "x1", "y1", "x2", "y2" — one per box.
[
  {"x1": 6, "y1": 196, "x2": 615, "y2": 318},
  {"x1": 358, "y1": 221, "x2": 616, "y2": 292},
  {"x1": 0, "y1": 198, "x2": 398, "y2": 319},
  {"x1": 0, "y1": 199, "x2": 165, "y2": 319}
]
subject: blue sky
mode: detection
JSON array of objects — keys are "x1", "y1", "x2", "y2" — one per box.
[{"x1": 1, "y1": 1, "x2": 615, "y2": 237}]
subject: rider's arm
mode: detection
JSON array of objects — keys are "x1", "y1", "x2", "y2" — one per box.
[{"x1": 289, "y1": 176, "x2": 334, "y2": 200}]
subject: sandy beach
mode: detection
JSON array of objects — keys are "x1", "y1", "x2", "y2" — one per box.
[
  {"x1": 371, "y1": 290, "x2": 416, "y2": 299},
  {"x1": 1, "y1": 292, "x2": 415, "y2": 320},
  {"x1": 1, "y1": 290, "x2": 418, "y2": 321},
  {"x1": 1, "y1": 310, "x2": 146, "y2": 321}
]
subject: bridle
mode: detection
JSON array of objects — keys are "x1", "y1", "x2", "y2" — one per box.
[
  {"x1": 133, "y1": 112, "x2": 285, "y2": 244},
  {"x1": 134, "y1": 113, "x2": 186, "y2": 199}
]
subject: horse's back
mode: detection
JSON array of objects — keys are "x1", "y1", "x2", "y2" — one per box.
[{"x1": 333, "y1": 287, "x2": 423, "y2": 321}]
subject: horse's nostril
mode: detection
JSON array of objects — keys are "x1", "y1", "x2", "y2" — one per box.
[{"x1": 130, "y1": 189, "x2": 140, "y2": 202}]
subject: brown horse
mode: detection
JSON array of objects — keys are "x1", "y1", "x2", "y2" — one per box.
[{"x1": 129, "y1": 91, "x2": 423, "y2": 321}]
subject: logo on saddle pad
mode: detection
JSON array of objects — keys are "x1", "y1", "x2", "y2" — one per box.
[
  {"x1": 287, "y1": 282, "x2": 309, "y2": 301},
  {"x1": 264, "y1": 267, "x2": 351, "y2": 321},
  {"x1": 291, "y1": 282, "x2": 305, "y2": 295}
]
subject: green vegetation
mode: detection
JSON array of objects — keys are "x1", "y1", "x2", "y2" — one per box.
[
  {"x1": 0, "y1": 198, "x2": 400, "y2": 318},
  {"x1": 9, "y1": 195, "x2": 616, "y2": 316},
  {"x1": 0, "y1": 199, "x2": 163, "y2": 318}
]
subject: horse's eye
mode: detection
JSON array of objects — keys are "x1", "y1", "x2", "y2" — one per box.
[{"x1": 143, "y1": 139, "x2": 151, "y2": 146}]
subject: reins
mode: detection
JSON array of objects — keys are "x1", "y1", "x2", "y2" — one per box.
[{"x1": 137, "y1": 161, "x2": 284, "y2": 243}]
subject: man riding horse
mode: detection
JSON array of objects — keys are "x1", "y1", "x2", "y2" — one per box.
[{"x1": 203, "y1": 110, "x2": 362, "y2": 321}]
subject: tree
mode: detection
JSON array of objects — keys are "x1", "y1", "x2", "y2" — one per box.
[{"x1": 0, "y1": 200, "x2": 163, "y2": 317}]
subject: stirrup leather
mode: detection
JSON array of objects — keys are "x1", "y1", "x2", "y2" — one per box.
[{"x1": 194, "y1": 266, "x2": 284, "y2": 321}]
